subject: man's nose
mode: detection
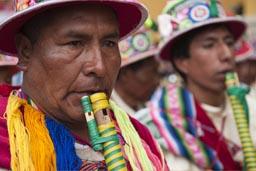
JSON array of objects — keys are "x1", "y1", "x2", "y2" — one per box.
[
  {"x1": 82, "y1": 46, "x2": 106, "y2": 77},
  {"x1": 219, "y1": 43, "x2": 234, "y2": 62}
]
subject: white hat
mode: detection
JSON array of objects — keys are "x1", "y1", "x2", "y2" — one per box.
[
  {"x1": 158, "y1": 0, "x2": 246, "y2": 61},
  {"x1": 119, "y1": 26, "x2": 158, "y2": 67}
]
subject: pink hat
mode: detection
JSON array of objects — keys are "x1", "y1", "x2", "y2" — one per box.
[
  {"x1": 119, "y1": 26, "x2": 158, "y2": 67},
  {"x1": 158, "y1": 0, "x2": 247, "y2": 61},
  {"x1": 0, "y1": 54, "x2": 19, "y2": 74},
  {"x1": 235, "y1": 36, "x2": 256, "y2": 62},
  {"x1": 0, "y1": 0, "x2": 148, "y2": 56}
]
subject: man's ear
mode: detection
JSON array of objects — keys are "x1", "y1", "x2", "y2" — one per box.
[
  {"x1": 173, "y1": 57, "x2": 189, "y2": 75},
  {"x1": 15, "y1": 33, "x2": 32, "y2": 71}
]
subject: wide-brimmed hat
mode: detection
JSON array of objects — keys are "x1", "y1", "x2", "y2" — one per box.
[
  {"x1": 0, "y1": 0, "x2": 148, "y2": 56},
  {"x1": 0, "y1": 54, "x2": 19, "y2": 74},
  {"x1": 119, "y1": 23, "x2": 158, "y2": 67},
  {"x1": 235, "y1": 36, "x2": 256, "y2": 62},
  {"x1": 158, "y1": 0, "x2": 247, "y2": 61}
]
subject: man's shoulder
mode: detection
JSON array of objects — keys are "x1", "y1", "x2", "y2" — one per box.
[{"x1": 246, "y1": 94, "x2": 256, "y2": 116}]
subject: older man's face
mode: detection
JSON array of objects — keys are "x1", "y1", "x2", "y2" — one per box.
[{"x1": 19, "y1": 4, "x2": 121, "y2": 126}]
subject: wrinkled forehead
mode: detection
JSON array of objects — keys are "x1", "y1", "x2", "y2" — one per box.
[
  {"x1": 21, "y1": 3, "x2": 119, "y2": 40},
  {"x1": 36, "y1": 3, "x2": 118, "y2": 22}
]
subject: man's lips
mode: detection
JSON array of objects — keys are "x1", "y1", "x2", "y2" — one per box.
[
  {"x1": 216, "y1": 68, "x2": 234, "y2": 80},
  {"x1": 74, "y1": 89, "x2": 109, "y2": 100}
]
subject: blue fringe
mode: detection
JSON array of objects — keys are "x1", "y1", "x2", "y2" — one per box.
[{"x1": 45, "y1": 117, "x2": 82, "y2": 170}]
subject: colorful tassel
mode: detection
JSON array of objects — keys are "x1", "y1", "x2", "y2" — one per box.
[
  {"x1": 24, "y1": 104, "x2": 56, "y2": 171},
  {"x1": 46, "y1": 117, "x2": 82, "y2": 170},
  {"x1": 6, "y1": 91, "x2": 56, "y2": 171},
  {"x1": 110, "y1": 100, "x2": 155, "y2": 171},
  {"x1": 6, "y1": 92, "x2": 35, "y2": 171}
]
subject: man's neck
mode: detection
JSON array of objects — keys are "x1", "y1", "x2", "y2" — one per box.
[{"x1": 114, "y1": 86, "x2": 139, "y2": 110}]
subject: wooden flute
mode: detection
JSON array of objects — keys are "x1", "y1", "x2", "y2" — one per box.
[
  {"x1": 226, "y1": 72, "x2": 256, "y2": 170},
  {"x1": 81, "y1": 92, "x2": 127, "y2": 171}
]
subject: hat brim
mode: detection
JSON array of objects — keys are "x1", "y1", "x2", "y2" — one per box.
[
  {"x1": 0, "y1": 0, "x2": 148, "y2": 56},
  {"x1": 0, "y1": 61, "x2": 17, "y2": 66},
  {"x1": 236, "y1": 55, "x2": 256, "y2": 63},
  {"x1": 121, "y1": 48, "x2": 157, "y2": 67},
  {"x1": 158, "y1": 17, "x2": 247, "y2": 61},
  {"x1": 236, "y1": 50, "x2": 256, "y2": 62}
]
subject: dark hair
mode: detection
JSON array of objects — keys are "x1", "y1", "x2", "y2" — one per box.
[
  {"x1": 170, "y1": 33, "x2": 193, "y2": 81},
  {"x1": 20, "y1": 10, "x2": 55, "y2": 44}
]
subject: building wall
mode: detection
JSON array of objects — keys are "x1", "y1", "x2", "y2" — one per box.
[
  {"x1": 243, "y1": 0, "x2": 256, "y2": 17},
  {"x1": 139, "y1": 0, "x2": 256, "y2": 21},
  {"x1": 139, "y1": 0, "x2": 165, "y2": 22}
]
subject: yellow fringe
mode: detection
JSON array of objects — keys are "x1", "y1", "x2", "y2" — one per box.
[
  {"x1": 6, "y1": 91, "x2": 56, "y2": 171},
  {"x1": 110, "y1": 100, "x2": 154, "y2": 171}
]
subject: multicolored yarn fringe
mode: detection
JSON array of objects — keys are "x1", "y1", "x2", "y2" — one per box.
[
  {"x1": 149, "y1": 84, "x2": 223, "y2": 170},
  {"x1": 6, "y1": 91, "x2": 56, "y2": 171},
  {"x1": 5, "y1": 89, "x2": 164, "y2": 171},
  {"x1": 80, "y1": 161, "x2": 106, "y2": 171},
  {"x1": 6, "y1": 90, "x2": 82, "y2": 170},
  {"x1": 45, "y1": 117, "x2": 82, "y2": 170},
  {"x1": 110, "y1": 100, "x2": 165, "y2": 171}
]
